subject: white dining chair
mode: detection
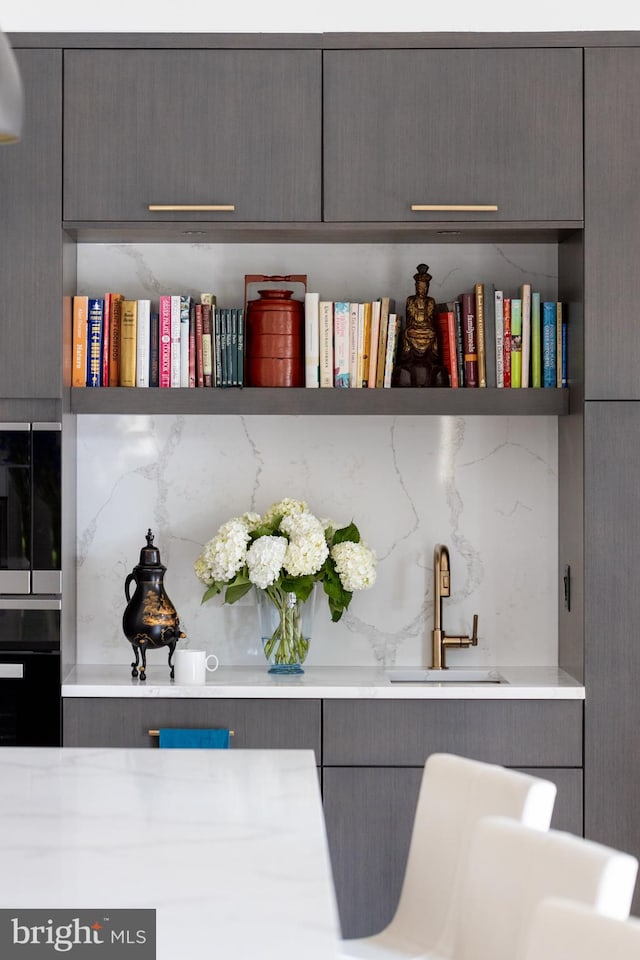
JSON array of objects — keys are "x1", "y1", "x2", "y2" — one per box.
[
  {"x1": 340, "y1": 752, "x2": 557, "y2": 960},
  {"x1": 453, "y1": 817, "x2": 639, "y2": 960},
  {"x1": 522, "y1": 897, "x2": 640, "y2": 960}
]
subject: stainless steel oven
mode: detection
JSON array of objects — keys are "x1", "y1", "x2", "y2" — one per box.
[
  {"x1": 0, "y1": 599, "x2": 61, "y2": 746},
  {"x1": 0, "y1": 422, "x2": 62, "y2": 596}
]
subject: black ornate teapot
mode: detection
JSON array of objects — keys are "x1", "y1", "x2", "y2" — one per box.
[{"x1": 123, "y1": 529, "x2": 185, "y2": 681}]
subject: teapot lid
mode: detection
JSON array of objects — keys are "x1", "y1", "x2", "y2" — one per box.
[{"x1": 138, "y1": 529, "x2": 164, "y2": 567}]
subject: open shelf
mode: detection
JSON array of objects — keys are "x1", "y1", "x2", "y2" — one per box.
[{"x1": 69, "y1": 386, "x2": 570, "y2": 416}]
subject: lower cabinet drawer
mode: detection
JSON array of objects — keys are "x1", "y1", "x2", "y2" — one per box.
[
  {"x1": 63, "y1": 697, "x2": 321, "y2": 759},
  {"x1": 323, "y1": 699, "x2": 583, "y2": 766}
]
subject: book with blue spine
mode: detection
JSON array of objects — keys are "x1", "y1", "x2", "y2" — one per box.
[
  {"x1": 510, "y1": 298, "x2": 523, "y2": 388},
  {"x1": 542, "y1": 301, "x2": 557, "y2": 387},
  {"x1": 86, "y1": 297, "x2": 104, "y2": 387}
]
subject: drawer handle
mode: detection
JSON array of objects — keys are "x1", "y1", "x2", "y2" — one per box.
[
  {"x1": 410, "y1": 203, "x2": 498, "y2": 212},
  {"x1": 147, "y1": 204, "x2": 236, "y2": 212},
  {"x1": 148, "y1": 729, "x2": 235, "y2": 736}
]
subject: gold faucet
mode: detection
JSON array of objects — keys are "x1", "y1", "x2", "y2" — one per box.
[{"x1": 432, "y1": 544, "x2": 479, "y2": 669}]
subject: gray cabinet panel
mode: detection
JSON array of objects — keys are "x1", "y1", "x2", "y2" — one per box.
[
  {"x1": 324, "y1": 48, "x2": 583, "y2": 222},
  {"x1": 323, "y1": 700, "x2": 583, "y2": 767},
  {"x1": 0, "y1": 50, "x2": 62, "y2": 399},
  {"x1": 584, "y1": 402, "x2": 640, "y2": 915},
  {"x1": 323, "y1": 765, "x2": 582, "y2": 940},
  {"x1": 63, "y1": 697, "x2": 321, "y2": 760},
  {"x1": 64, "y1": 49, "x2": 322, "y2": 222},
  {"x1": 584, "y1": 49, "x2": 640, "y2": 399}
]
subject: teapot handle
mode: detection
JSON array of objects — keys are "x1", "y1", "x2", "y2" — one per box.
[{"x1": 125, "y1": 572, "x2": 136, "y2": 602}]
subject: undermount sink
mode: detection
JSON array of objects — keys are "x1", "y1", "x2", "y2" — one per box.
[{"x1": 386, "y1": 668, "x2": 503, "y2": 684}]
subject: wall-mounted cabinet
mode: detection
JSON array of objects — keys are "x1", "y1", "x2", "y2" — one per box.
[
  {"x1": 584, "y1": 48, "x2": 640, "y2": 400},
  {"x1": 323, "y1": 48, "x2": 584, "y2": 223},
  {"x1": 0, "y1": 49, "x2": 62, "y2": 401},
  {"x1": 63, "y1": 49, "x2": 322, "y2": 223}
]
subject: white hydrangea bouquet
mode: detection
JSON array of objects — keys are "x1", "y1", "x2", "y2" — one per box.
[{"x1": 194, "y1": 497, "x2": 377, "y2": 672}]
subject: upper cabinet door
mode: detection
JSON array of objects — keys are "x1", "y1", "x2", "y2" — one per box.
[
  {"x1": 323, "y1": 48, "x2": 583, "y2": 223},
  {"x1": 0, "y1": 50, "x2": 62, "y2": 400},
  {"x1": 584, "y1": 49, "x2": 640, "y2": 400},
  {"x1": 63, "y1": 50, "x2": 322, "y2": 222}
]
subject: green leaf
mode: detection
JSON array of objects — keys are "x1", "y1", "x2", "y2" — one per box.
[
  {"x1": 281, "y1": 574, "x2": 316, "y2": 602},
  {"x1": 201, "y1": 582, "x2": 224, "y2": 604},
  {"x1": 225, "y1": 579, "x2": 253, "y2": 604},
  {"x1": 332, "y1": 521, "x2": 360, "y2": 545}
]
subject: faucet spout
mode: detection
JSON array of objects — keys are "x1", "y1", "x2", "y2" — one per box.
[{"x1": 431, "y1": 543, "x2": 478, "y2": 670}]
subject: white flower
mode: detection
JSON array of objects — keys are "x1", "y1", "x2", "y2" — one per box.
[
  {"x1": 262, "y1": 498, "x2": 308, "y2": 527},
  {"x1": 282, "y1": 510, "x2": 329, "y2": 576},
  {"x1": 247, "y1": 535, "x2": 288, "y2": 589},
  {"x1": 193, "y1": 556, "x2": 214, "y2": 587},
  {"x1": 331, "y1": 540, "x2": 377, "y2": 591},
  {"x1": 195, "y1": 516, "x2": 252, "y2": 583}
]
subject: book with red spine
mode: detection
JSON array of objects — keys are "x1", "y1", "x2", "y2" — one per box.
[
  {"x1": 503, "y1": 297, "x2": 512, "y2": 388},
  {"x1": 435, "y1": 305, "x2": 459, "y2": 387},
  {"x1": 461, "y1": 291, "x2": 478, "y2": 388},
  {"x1": 107, "y1": 293, "x2": 124, "y2": 388},
  {"x1": 159, "y1": 295, "x2": 171, "y2": 388}
]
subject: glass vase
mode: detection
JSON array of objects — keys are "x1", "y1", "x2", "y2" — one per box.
[{"x1": 257, "y1": 586, "x2": 315, "y2": 675}]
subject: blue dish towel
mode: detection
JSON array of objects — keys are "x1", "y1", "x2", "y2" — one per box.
[{"x1": 158, "y1": 728, "x2": 231, "y2": 749}]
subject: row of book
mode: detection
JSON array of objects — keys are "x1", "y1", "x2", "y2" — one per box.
[
  {"x1": 71, "y1": 293, "x2": 245, "y2": 388},
  {"x1": 437, "y1": 282, "x2": 567, "y2": 389},
  {"x1": 304, "y1": 294, "x2": 399, "y2": 388}
]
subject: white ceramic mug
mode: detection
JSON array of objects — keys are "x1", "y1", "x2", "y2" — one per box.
[{"x1": 173, "y1": 649, "x2": 219, "y2": 684}]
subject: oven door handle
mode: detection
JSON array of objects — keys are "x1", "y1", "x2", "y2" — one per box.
[
  {"x1": 0, "y1": 663, "x2": 24, "y2": 679},
  {"x1": 0, "y1": 598, "x2": 61, "y2": 610}
]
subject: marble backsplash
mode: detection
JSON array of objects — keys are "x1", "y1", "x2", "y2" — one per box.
[
  {"x1": 76, "y1": 414, "x2": 558, "y2": 668},
  {"x1": 74, "y1": 241, "x2": 560, "y2": 669}
]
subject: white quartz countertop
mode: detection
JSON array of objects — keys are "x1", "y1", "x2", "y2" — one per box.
[
  {"x1": 0, "y1": 747, "x2": 340, "y2": 960},
  {"x1": 62, "y1": 664, "x2": 585, "y2": 700}
]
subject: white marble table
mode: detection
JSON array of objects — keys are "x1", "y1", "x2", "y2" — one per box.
[{"x1": 0, "y1": 748, "x2": 340, "y2": 960}]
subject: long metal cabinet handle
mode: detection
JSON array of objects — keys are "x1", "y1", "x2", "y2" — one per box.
[
  {"x1": 147, "y1": 204, "x2": 236, "y2": 212},
  {"x1": 147, "y1": 729, "x2": 235, "y2": 737},
  {"x1": 410, "y1": 203, "x2": 499, "y2": 212}
]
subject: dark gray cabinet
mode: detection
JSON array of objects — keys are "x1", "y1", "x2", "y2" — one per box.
[
  {"x1": 63, "y1": 49, "x2": 322, "y2": 223},
  {"x1": 323, "y1": 48, "x2": 583, "y2": 223},
  {"x1": 584, "y1": 48, "x2": 640, "y2": 399},
  {"x1": 584, "y1": 403, "x2": 640, "y2": 914},
  {"x1": 324, "y1": 765, "x2": 583, "y2": 939},
  {"x1": 322, "y1": 699, "x2": 583, "y2": 937},
  {"x1": 0, "y1": 49, "x2": 62, "y2": 400},
  {"x1": 63, "y1": 697, "x2": 321, "y2": 760}
]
